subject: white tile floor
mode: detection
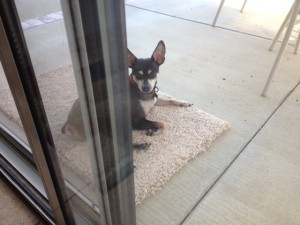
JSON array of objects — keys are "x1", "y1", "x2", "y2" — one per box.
[{"x1": 1, "y1": 0, "x2": 300, "y2": 224}]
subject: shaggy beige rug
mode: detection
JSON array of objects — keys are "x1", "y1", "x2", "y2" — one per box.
[{"x1": 0, "y1": 65, "x2": 229, "y2": 204}]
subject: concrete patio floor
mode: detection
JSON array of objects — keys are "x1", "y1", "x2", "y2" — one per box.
[{"x1": 1, "y1": 0, "x2": 300, "y2": 224}]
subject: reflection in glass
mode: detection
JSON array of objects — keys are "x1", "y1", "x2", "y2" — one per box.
[
  {"x1": 13, "y1": 1, "x2": 104, "y2": 223},
  {"x1": 0, "y1": 62, "x2": 30, "y2": 148}
]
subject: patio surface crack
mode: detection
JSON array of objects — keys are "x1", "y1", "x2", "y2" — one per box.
[
  {"x1": 126, "y1": 4, "x2": 275, "y2": 42},
  {"x1": 179, "y1": 79, "x2": 300, "y2": 224}
]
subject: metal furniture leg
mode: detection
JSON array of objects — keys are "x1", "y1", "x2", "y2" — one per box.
[
  {"x1": 212, "y1": 0, "x2": 249, "y2": 26},
  {"x1": 212, "y1": 0, "x2": 225, "y2": 27},
  {"x1": 262, "y1": 0, "x2": 300, "y2": 96},
  {"x1": 293, "y1": 29, "x2": 300, "y2": 54},
  {"x1": 269, "y1": 4, "x2": 294, "y2": 51},
  {"x1": 240, "y1": 0, "x2": 248, "y2": 13}
]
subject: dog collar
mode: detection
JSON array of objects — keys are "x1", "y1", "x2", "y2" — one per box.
[{"x1": 129, "y1": 75, "x2": 138, "y2": 87}]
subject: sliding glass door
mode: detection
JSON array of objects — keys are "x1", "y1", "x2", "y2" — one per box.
[{"x1": 0, "y1": 0, "x2": 135, "y2": 224}]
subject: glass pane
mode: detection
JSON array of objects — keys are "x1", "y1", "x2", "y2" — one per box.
[
  {"x1": 0, "y1": 62, "x2": 30, "y2": 149},
  {"x1": 13, "y1": 1, "x2": 107, "y2": 224},
  {"x1": 11, "y1": 1, "x2": 135, "y2": 224},
  {"x1": 0, "y1": 61, "x2": 51, "y2": 223}
]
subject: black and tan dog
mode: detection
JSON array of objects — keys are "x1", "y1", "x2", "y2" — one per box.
[
  {"x1": 62, "y1": 40, "x2": 192, "y2": 141},
  {"x1": 128, "y1": 40, "x2": 192, "y2": 136}
]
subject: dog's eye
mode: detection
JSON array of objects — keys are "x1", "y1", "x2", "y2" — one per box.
[
  {"x1": 148, "y1": 73, "x2": 156, "y2": 79},
  {"x1": 134, "y1": 74, "x2": 143, "y2": 80}
]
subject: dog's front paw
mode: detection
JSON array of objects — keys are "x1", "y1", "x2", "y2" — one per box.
[
  {"x1": 146, "y1": 128, "x2": 158, "y2": 136},
  {"x1": 133, "y1": 143, "x2": 151, "y2": 151},
  {"x1": 180, "y1": 101, "x2": 193, "y2": 107}
]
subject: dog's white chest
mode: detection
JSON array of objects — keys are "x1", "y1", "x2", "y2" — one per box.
[{"x1": 139, "y1": 97, "x2": 157, "y2": 115}]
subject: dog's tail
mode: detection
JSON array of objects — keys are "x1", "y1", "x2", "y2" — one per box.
[{"x1": 61, "y1": 122, "x2": 67, "y2": 134}]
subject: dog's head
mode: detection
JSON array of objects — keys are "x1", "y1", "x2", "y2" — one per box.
[{"x1": 128, "y1": 40, "x2": 166, "y2": 94}]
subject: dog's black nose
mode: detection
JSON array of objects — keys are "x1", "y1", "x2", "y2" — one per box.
[
  {"x1": 142, "y1": 80, "x2": 151, "y2": 93},
  {"x1": 142, "y1": 85, "x2": 150, "y2": 93}
]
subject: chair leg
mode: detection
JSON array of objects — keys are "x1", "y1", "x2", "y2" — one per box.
[
  {"x1": 212, "y1": 0, "x2": 226, "y2": 27},
  {"x1": 293, "y1": 29, "x2": 300, "y2": 54},
  {"x1": 269, "y1": 4, "x2": 294, "y2": 51},
  {"x1": 262, "y1": 0, "x2": 300, "y2": 96},
  {"x1": 240, "y1": 0, "x2": 248, "y2": 13}
]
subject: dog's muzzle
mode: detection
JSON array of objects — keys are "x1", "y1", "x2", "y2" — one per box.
[{"x1": 141, "y1": 80, "x2": 152, "y2": 93}]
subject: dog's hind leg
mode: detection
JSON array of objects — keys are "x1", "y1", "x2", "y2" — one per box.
[{"x1": 134, "y1": 118, "x2": 164, "y2": 136}]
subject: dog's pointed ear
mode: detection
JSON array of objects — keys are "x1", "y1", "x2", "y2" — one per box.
[
  {"x1": 151, "y1": 40, "x2": 166, "y2": 65},
  {"x1": 128, "y1": 49, "x2": 137, "y2": 68}
]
